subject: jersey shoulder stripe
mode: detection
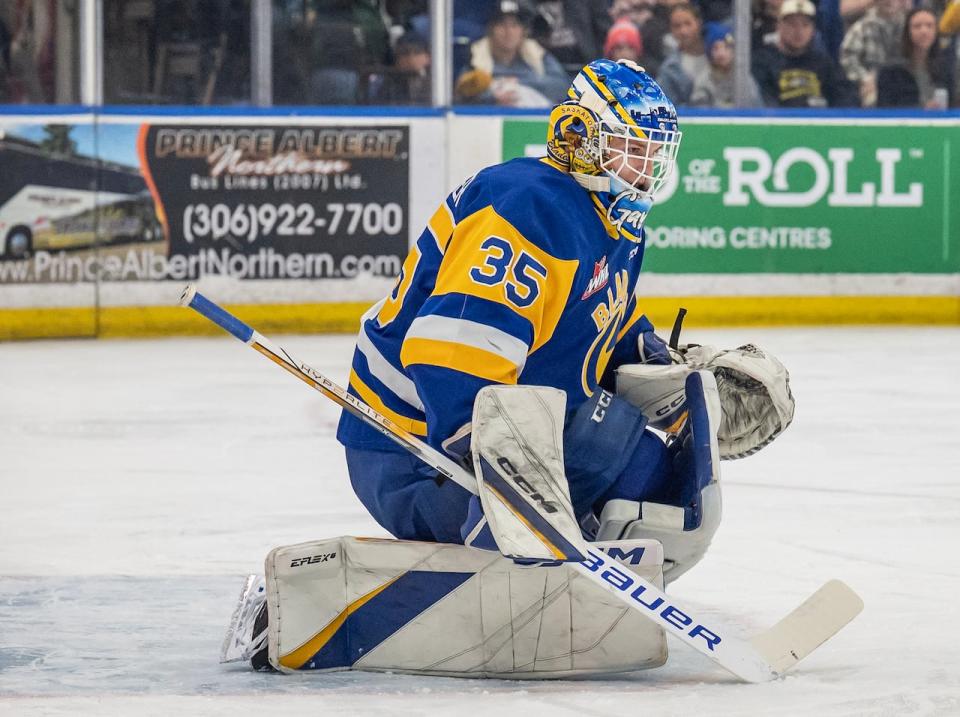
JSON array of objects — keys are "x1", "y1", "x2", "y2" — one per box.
[
  {"x1": 421, "y1": 293, "x2": 533, "y2": 347},
  {"x1": 406, "y1": 314, "x2": 529, "y2": 374},
  {"x1": 400, "y1": 337, "x2": 520, "y2": 385},
  {"x1": 356, "y1": 321, "x2": 424, "y2": 411}
]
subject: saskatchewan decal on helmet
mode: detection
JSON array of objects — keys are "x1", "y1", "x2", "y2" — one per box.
[{"x1": 546, "y1": 101, "x2": 603, "y2": 177}]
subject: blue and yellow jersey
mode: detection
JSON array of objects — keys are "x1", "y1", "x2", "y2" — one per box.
[{"x1": 337, "y1": 157, "x2": 657, "y2": 456}]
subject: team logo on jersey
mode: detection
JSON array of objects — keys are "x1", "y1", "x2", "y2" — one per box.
[
  {"x1": 581, "y1": 269, "x2": 630, "y2": 395},
  {"x1": 581, "y1": 257, "x2": 609, "y2": 300}
]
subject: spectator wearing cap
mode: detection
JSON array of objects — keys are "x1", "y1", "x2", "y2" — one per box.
[
  {"x1": 604, "y1": 19, "x2": 645, "y2": 63},
  {"x1": 752, "y1": 0, "x2": 858, "y2": 106},
  {"x1": 840, "y1": 0, "x2": 910, "y2": 106},
  {"x1": 455, "y1": 0, "x2": 570, "y2": 106},
  {"x1": 690, "y1": 22, "x2": 762, "y2": 106},
  {"x1": 655, "y1": 3, "x2": 708, "y2": 105}
]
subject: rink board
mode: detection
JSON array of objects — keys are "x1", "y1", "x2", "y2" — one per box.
[{"x1": 1, "y1": 110, "x2": 958, "y2": 338}]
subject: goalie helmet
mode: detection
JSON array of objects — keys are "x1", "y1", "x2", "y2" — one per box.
[{"x1": 546, "y1": 59, "x2": 681, "y2": 213}]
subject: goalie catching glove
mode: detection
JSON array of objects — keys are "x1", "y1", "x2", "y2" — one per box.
[{"x1": 617, "y1": 343, "x2": 795, "y2": 460}]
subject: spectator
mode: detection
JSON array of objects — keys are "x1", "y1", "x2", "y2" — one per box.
[
  {"x1": 816, "y1": 0, "x2": 845, "y2": 61},
  {"x1": 368, "y1": 31, "x2": 432, "y2": 105},
  {"x1": 611, "y1": 0, "x2": 656, "y2": 27},
  {"x1": 6, "y1": 0, "x2": 55, "y2": 103},
  {"x1": 840, "y1": 0, "x2": 909, "y2": 106},
  {"x1": 530, "y1": 0, "x2": 611, "y2": 76},
  {"x1": 877, "y1": 7, "x2": 955, "y2": 108},
  {"x1": 604, "y1": 19, "x2": 645, "y2": 64},
  {"x1": 690, "y1": 22, "x2": 763, "y2": 106},
  {"x1": 611, "y1": 0, "x2": 670, "y2": 75},
  {"x1": 752, "y1": 0, "x2": 858, "y2": 106},
  {"x1": 755, "y1": 0, "x2": 843, "y2": 61},
  {"x1": 455, "y1": 0, "x2": 569, "y2": 107},
  {"x1": 655, "y1": 3, "x2": 708, "y2": 105},
  {"x1": 752, "y1": 0, "x2": 784, "y2": 49},
  {"x1": 943, "y1": 0, "x2": 960, "y2": 35},
  {"x1": 940, "y1": 0, "x2": 960, "y2": 104}
]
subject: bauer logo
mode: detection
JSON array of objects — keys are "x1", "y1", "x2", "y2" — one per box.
[
  {"x1": 582, "y1": 548, "x2": 722, "y2": 651},
  {"x1": 289, "y1": 552, "x2": 337, "y2": 568},
  {"x1": 602, "y1": 546, "x2": 646, "y2": 565}
]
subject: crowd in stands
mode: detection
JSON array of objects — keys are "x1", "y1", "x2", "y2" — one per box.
[
  {"x1": 2, "y1": 0, "x2": 959, "y2": 108},
  {"x1": 334, "y1": 0, "x2": 960, "y2": 108}
]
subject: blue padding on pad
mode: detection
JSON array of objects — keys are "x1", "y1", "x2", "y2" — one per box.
[
  {"x1": 189, "y1": 292, "x2": 254, "y2": 342},
  {"x1": 302, "y1": 570, "x2": 473, "y2": 670}
]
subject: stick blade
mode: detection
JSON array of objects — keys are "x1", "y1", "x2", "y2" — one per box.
[{"x1": 749, "y1": 579, "x2": 863, "y2": 675}]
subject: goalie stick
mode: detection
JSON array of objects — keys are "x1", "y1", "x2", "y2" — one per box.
[{"x1": 179, "y1": 284, "x2": 863, "y2": 683}]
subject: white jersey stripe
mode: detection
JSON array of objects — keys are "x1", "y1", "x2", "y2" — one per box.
[
  {"x1": 356, "y1": 320, "x2": 425, "y2": 411},
  {"x1": 406, "y1": 315, "x2": 529, "y2": 374}
]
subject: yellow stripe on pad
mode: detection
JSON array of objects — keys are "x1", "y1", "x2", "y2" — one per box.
[
  {"x1": 279, "y1": 575, "x2": 403, "y2": 669},
  {"x1": 400, "y1": 336, "x2": 519, "y2": 384},
  {"x1": 483, "y1": 482, "x2": 568, "y2": 560}
]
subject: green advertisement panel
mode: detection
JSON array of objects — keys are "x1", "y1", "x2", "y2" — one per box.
[{"x1": 503, "y1": 119, "x2": 959, "y2": 274}]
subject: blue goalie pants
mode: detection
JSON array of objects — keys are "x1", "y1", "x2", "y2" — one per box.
[{"x1": 345, "y1": 446, "x2": 473, "y2": 544}]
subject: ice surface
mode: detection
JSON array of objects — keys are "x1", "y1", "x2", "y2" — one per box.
[{"x1": 2, "y1": 328, "x2": 959, "y2": 715}]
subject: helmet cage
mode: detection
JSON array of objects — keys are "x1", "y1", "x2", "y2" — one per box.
[{"x1": 598, "y1": 121, "x2": 681, "y2": 198}]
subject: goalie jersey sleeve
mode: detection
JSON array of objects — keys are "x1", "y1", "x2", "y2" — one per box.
[{"x1": 337, "y1": 157, "x2": 654, "y2": 462}]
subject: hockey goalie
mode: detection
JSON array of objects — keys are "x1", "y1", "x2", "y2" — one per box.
[{"x1": 220, "y1": 59, "x2": 798, "y2": 679}]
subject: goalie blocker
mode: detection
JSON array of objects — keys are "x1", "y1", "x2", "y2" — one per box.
[{"x1": 223, "y1": 536, "x2": 669, "y2": 678}]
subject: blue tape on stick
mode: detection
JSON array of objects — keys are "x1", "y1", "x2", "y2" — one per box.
[{"x1": 189, "y1": 291, "x2": 254, "y2": 342}]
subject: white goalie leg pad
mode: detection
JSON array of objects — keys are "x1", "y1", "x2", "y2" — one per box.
[
  {"x1": 471, "y1": 385, "x2": 587, "y2": 562},
  {"x1": 263, "y1": 536, "x2": 667, "y2": 678}
]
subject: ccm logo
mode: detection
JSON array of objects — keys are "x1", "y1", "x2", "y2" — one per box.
[
  {"x1": 582, "y1": 548, "x2": 722, "y2": 651},
  {"x1": 289, "y1": 552, "x2": 337, "y2": 568},
  {"x1": 496, "y1": 456, "x2": 558, "y2": 514},
  {"x1": 656, "y1": 392, "x2": 685, "y2": 417},
  {"x1": 591, "y1": 391, "x2": 613, "y2": 423}
]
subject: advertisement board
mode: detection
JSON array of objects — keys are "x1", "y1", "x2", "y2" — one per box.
[
  {"x1": 502, "y1": 119, "x2": 959, "y2": 275},
  {"x1": 0, "y1": 115, "x2": 433, "y2": 339},
  {"x1": 140, "y1": 123, "x2": 408, "y2": 283},
  {"x1": 0, "y1": 122, "x2": 409, "y2": 286}
]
